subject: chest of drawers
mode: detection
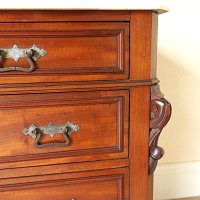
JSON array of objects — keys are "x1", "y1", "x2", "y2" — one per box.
[{"x1": 0, "y1": 10, "x2": 171, "y2": 200}]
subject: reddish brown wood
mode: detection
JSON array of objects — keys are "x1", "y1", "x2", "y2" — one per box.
[
  {"x1": 148, "y1": 174, "x2": 154, "y2": 200},
  {"x1": 0, "y1": 168, "x2": 129, "y2": 200},
  {"x1": 130, "y1": 11, "x2": 159, "y2": 81},
  {"x1": 0, "y1": 166, "x2": 128, "y2": 186},
  {"x1": 0, "y1": 159, "x2": 129, "y2": 180},
  {"x1": 0, "y1": 10, "x2": 131, "y2": 22},
  {"x1": 129, "y1": 86, "x2": 150, "y2": 200},
  {"x1": 0, "y1": 90, "x2": 128, "y2": 165},
  {"x1": 0, "y1": 10, "x2": 170, "y2": 200},
  {"x1": 0, "y1": 79, "x2": 156, "y2": 95},
  {"x1": 130, "y1": 11, "x2": 153, "y2": 80},
  {"x1": 0, "y1": 22, "x2": 129, "y2": 84}
]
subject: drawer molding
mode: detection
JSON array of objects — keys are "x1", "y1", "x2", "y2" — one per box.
[
  {"x1": 0, "y1": 173, "x2": 124, "y2": 192},
  {"x1": 0, "y1": 22, "x2": 129, "y2": 84},
  {"x1": 0, "y1": 168, "x2": 129, "y2": 200},
  {"x1": 0, "y1": 90, "x2": 128, "y2": 165},
  {"x1": 0, "y1": 159, "x2": 129, "y2": 179}
]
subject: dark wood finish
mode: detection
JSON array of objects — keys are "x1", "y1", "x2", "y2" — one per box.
[
  {"x1": 149, "y1": 84, "x2": 172, "y2": 174},
  {"x1": 0, "y1": 10, "x2": 170, "y2": 200}
]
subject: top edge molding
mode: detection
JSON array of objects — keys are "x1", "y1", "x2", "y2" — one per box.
[{"x1": 0, "y1": 0, "x2": 169, "y2": 14}]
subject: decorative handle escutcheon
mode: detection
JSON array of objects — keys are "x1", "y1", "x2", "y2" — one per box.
[
  {"x1": 0, "y1": 44, "x2": 47, "y2": 73},
  {"x1": 23, "y1": 121, "x2": 80, "y2": 148}
]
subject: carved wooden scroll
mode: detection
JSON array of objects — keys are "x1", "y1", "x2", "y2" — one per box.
[{"x1": 149, "y1": 84, "x2": 172, "y2": 174}]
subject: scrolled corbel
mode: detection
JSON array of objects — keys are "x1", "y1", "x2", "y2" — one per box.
[{"x1": 149, "y1": 84, "x2": 172, "y2": 174}]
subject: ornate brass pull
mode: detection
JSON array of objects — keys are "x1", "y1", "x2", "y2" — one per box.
[
  {"x1": 23, "y1": 122, "x2": 80, "y2": 148},
  {"x1": 0, "y1": 44, "x2": 47, "y2": 73}
]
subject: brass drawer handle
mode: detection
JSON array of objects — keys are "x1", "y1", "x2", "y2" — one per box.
[
  {"x1": 0, "y1": 44, "x2": 47, "y2": 73},
  {"x1": 23, "y1": 121, "x2": 80, "y2": 148}
]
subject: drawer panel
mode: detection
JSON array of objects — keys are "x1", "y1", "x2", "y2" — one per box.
[
  {"x1": 0, "y1": 168, "x2": 129, "y2": 200},
  {"x1": 0, "y1": 22, "x2": 129, "y2": 84},
  {"x1": 0, "y1": 90, "x2": 129, "y2": 165}
]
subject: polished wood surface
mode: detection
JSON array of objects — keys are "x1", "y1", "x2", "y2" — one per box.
[
  {"x1": 0, "y1": 10, "x2": 170, "y2": 200},
  {"x1": 130, "y1": 86, "x2": 150, "y2": 200},
  {"x1": 0, "y1": 10, "x2": 131, "y2": 22},
  {"x1": 130, "y1": 11, "x2": 152, "y2": 80},
  {"x1": 0, "y1": 90, "x2": 128, "y2": 166},
  {"x1": 0, "y1": 22, "x2": 129, "y2": 84},
  {"x1": 0, "y1": 168, "x2": 129, "y2": 200}
]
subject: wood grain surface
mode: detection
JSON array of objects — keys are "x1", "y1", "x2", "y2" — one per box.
[{"x1": 0, "y1": 10, "x2": 164, "y2": 200}]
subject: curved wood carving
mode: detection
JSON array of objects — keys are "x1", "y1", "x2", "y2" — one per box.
[{"x1": 149, "y1": 84, "x2": 172, "y2": 174}]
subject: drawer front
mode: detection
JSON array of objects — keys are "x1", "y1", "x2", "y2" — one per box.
[
  {"x1": 0, "y1": 168, "x2": 129, "y2": 200},
  {"x1": 0, "y1": 90, "x2": 129, "y2": 166},
  {"x1": 0, "y1": 22, "x2": 129, "y2": 84}
]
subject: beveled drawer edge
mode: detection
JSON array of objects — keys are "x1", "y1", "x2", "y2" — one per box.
[
  {"x1": 0, "y1": 173, "x2": 124, "y2": 192},
  {"x1": 0, "y1": 149, "x2": 128, "y2": 170},
  {"x1": 0, "y1": 25, "x2": 128, "y2": 76},
  {"x1": 0, "y1": 167, "x2": 129, "y2": 200},
  {"x1": 0, "y1": 79, "x2": 159, "y2": 95},
  {"x1": 0, "y1": 93, "x2": 128, "y2": 164},
  {"x1": 0, "y1": 10, "x2": 131, "y2": 22},
  {"x1": 0, "y1": 158, "x2": 129, "y2": 180}
]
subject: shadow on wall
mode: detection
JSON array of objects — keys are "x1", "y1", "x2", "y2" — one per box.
[
  {"x1": 154, "y1": 52, "x2": 200, "y2": 200},
  {"x1": 157, "y1": 52, "x2": 200, "y2": 164}
]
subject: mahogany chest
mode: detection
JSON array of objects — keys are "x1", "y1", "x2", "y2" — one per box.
[{"x1": 0, "y1": 10, "x2": 171, "y2": 200}]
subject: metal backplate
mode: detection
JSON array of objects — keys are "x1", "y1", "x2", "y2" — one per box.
[
  {"x1": 23, "y1": 121, "x2": 80, "y2": 148},
  {"x1": 23, "y1": 121, "x2": 80, "y2": 139},
  {"x1": 0, "y1": 44, "x2": 47, "y2": 62}
]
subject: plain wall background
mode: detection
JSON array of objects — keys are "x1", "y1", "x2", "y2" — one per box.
[
  {"x1": 154, "y1": 1, "x2": 200, "y2": 199},
  {"x1": 157, "y1": 0, "x2": 200, "y2": 164}
]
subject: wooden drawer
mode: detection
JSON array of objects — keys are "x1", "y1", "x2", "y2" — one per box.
[
  {"x1": 0, "y1": 90, "x2": 129, "y2": 168},
  {"x1": 0, "y1": 168, "x2": 129, "y2": 200},
  {"x1": 0, "y1": 22, "x2": 129, "y2": 84}
]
